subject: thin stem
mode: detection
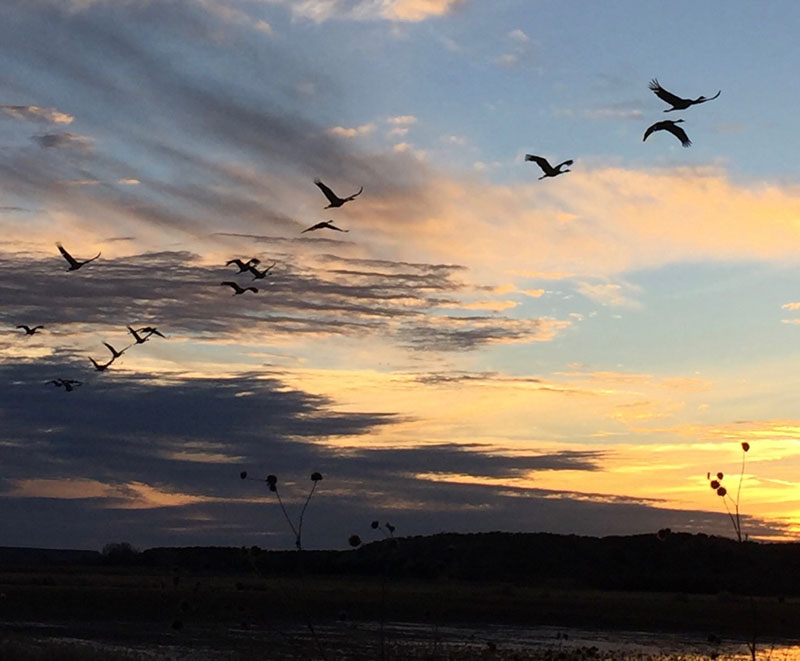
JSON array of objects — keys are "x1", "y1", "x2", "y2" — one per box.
[
  {"x1": 736, "y1": 449, "x2": 747, "y2": 542},
  {"x1": 722, "y1": 496, "x2": 742, "y2": 542},
  {"x1": 272, "y1": 487, "x2": 300, "y2": 548},
  {"x1": 296, "y1": 481, "x2": 318, "y2": 551}
]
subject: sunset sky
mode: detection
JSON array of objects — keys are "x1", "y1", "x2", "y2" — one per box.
[{"x1": 2, "y1": 0, "x2": 800, "y2": 551}]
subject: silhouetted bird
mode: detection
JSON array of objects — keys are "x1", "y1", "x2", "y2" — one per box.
[
  {"x1": 649, "y1": 79, "x2": 720, "y2": 112},
  {"x1": 301, "y1": 220, "x2": 349, "y2": 234},
  {"x1": 48, "y1": 378, "x2": 82, "y2": 391},
  {"x1": 136, "y1": 326, "x2": 165, "y2": 338},
  {"x1": 56, "y1": 242, "x2": 100, "y2": 271},
  {"x1": 314, "y1": 178, "x2": 363, "y2": 208},
  {"x1": 17, "y1": 325, "x2": 44, "y2": 335},
  {"x1": 248, "y1": 262, "x2": 277, "y2": 280},
  {"x1": 525, "y1": 154, "x2": 574, "y2": 179},
  {"x1": 221, "y1": 281, "x2": 258, "y2": 295},
  {"x1": 103, "y1": 342, "x2": 126, "y2": 359},
  {"x1": 89, "y1": 357, "x2": 114, "y2": 372},
  {"x1": 127, "y1": 325, "x2": 150, "y2": 345},
  {"x1": 643, "y1": 119, "x2": 692, "y2": 147},
  {"x1": 226, "y1": 257, "x2": 260, "y2": 272}
]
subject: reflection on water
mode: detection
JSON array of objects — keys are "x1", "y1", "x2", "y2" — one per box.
[{"x1": 5, "y1": 620, "x2": 800, "y2": 660}]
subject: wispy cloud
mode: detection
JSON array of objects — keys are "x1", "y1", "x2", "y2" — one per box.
[
  {"x1": 0, "y1": 105, "x2": 74, "y2": 124},
  {"x1": 327, "y1": 123, "x2": 376, "y2": 137},
  {"x1": 32, "y1": 132, "x2": 93, "y2": 149},
  {"x1": 273, "y1": 0, "x2": 465, "y2": 23}
]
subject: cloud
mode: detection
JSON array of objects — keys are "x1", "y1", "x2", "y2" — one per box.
[
  {"x1": 387, "y1": 114, "x2": 418, "y2": 125},
  {"x1": 781, "y1": 302, "x2": 800, "y2": 310},
  {"x1": 576, "y1": 281, "x2": 642, "y2": 308},
  {"x1": 0, "y1": 105, "x2": 74, "y2": 124},
  {"x1": 400, "y1": 315, "x2": 570, "y2": 351},
  {"x1": 583, "y1": 104, "x2": 644, "y2": 120},
  {"x1": 32, "y1": 132, "x2": 93, "y2": 149},
  {"x1": 274, "y1": 0, "x2": 465, "y2": 23},
  {"x1": 492, "y1": 28, "x2": 534, "y2": 67},
  {"x1": 327, "y1": 123, "x2": 376, "y2": 137}
]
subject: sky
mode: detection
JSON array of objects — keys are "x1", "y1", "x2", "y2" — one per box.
[{"x1": 2, "y1": 0, "x2": 800, "y2": 551}]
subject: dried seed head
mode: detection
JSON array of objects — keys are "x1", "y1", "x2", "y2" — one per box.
[
  {"x1": 742, "y1": 442, "x2": 750, "y2": 452},
  {"x1": 348, "y1": 534, "x2": 362, "y2": 548},
  {"x1": 310, "y1": 471, "x2": 323, "y2": 482},
  {"x1": 716, "y1": 472, "x2": 724, "y2": 480},
  {"x1": 716, "y1": 486, "x2": 727, "y2": 497},
  {"x1": 710, "y1": 480, "x2": 720, "y2": 489},
  {"x1": 371, "y1": 520, "x2": 379, "y2": 529},
  {"x1": 240, "y1": 471, "x2": 248, "y2": 480}
]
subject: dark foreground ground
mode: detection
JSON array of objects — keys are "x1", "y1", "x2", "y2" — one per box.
[{"x1": 1, "y1": 532, "x2": 800, "y2": 658}]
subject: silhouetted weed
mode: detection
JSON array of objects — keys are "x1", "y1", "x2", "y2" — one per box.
[{"x1": 707, "y1": 442, "x2": 750, "y2": 543}]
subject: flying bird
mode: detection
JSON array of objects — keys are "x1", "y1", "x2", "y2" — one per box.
[
  {"x1": 314, "y1": 178, "x2": 363, "y2": 208},
  {"x1": 525, "y1": 154, "x2": 574, "y2": 179},
  {"x1": 136, "y1": 326, "x2": 165, "y2": 339},
  {"x1": 226, "y1": 257, "x2": 260, "y2": 272},
  {"x1": 103, "y1": 342, "x2": 126, "y2": 359},
  {"x1": 56, "y1": 242, "x2": 101, "y2": 271},
  {"x1": 643, "y1": 119, "x2": 692, "y2": 147},
  {"x1": 127, "y1": 325, "x2": 150, "y2": 345},
  {"x1": 89, "y1": 357, "x2": 114, "y2": 372},
  {"x1": 649, "y1": 79, "x2": 721, "y2": 112},
  {"x1": 47, "y1": 378, "x2": 82, "y2": 392},
  {"x1": 221, "y1": 281, "x2": 258, "y2": 295},
  {"x1": 301, "y1": 220, "x2": 349, "y2": 234},
  {"x1": 248, "y1": 262, "x2": 277, "y2": 280},
  {"x1": 17, "y1": 325, "x2": 44, "y2": 335}
]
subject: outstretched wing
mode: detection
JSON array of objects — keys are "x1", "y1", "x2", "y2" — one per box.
[
  {"x1": 648, "y1": 79, "x2": 686, "y2": 107},
  {"x1": 220, "y1": 281, "x2": 239, "y2": 290},
  {"x1": 667, "y1": 123, "x2": 692, "y2": 147},
  {"x1": 56, "y1": 242, "x2": 79, "y2": 268},
  {"x1": 346, "y1": 186, "x2": 363, "y2": 201},
  {"x1": 302, "y1": 222, "x2": 325, "y2": 233},
  {"x1": 314, "y1": 178, "x2": 340, "y2": 205},
  {"x1": 524, "y1": 154, "x2": 551, "y2": 173}
]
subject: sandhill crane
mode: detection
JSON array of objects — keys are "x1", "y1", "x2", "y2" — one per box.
[
  {"x1": 226, "y1": 257, "x2": 260, "y2": 272},
  {"x1": 56, "y1": 242, "x2": 101, "y2": 271},
  {"x1": 525, "y1": 154, "x2": 574, "y2": 179},
  {"x1": 136, "y1": 326, "x2": 165, "y2": 339},
  {"x1": 48, "y1": 378, "x2": 82, "y2": 391},
  {"x1": 301, "y1": 220, "x2": 349, "y2": 234},
  {"x1": 17, "y1": 325, "x2": 44, "y2": 335},
  {"x1": 314, "y1": 178, "x2": 363, "y2": 208},
  {"x1": 89, "y1": 357, "x2": 114, "y2": 372},
  {"x1": 221, "y1": 281, "x2": 258, "y2": 295},
  {"x1": 643, "y1": 119, "x2": 691, "y2": 147},
  {"x1": 248, "y1": 262, "x2": 277, "y2": 280},
  {"x1": 649, "y1": 79, "x2": 720, "y2": 112},
  {"x1": 127, "y1": 325, "x2": 150, "y2": 345},
  {"x1": 103, "y1": 342, "x2": 126, "y2": 359}
]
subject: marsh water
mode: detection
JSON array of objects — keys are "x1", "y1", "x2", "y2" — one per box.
[{"x1": 5, "y1": 619, "x2": 800, "y2": 660}]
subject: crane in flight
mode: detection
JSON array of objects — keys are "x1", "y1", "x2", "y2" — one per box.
[
  {"x1": 643, "y1": 119, "x2": 692, "y2": 147},
  {"x1": 17, "y1": 325, "x2": 44, "y2": 335},
  {"x1": 525, "y1": 154, "x2": 573, "y2": 179},
  {"x1": 649, "y1": 79, "x2": 720, "y2": 112},
  {"x1": 248, "y1": 262, "x2": 277, "y2": 280},
  {"x1": 314, "y1": 178, "x2": 363, "y2": 208},
  {"x1": 226, "y1": 257, "x2": 260, "y2": 272},
  {"x1": 301, "y1": 220, "x2": 349, "y2": 234},
  {"x1": 221, "y1": 281, "x2": 258, "y2": 295},
  {"x1": 48, "y1": 378, "x2": 82, "y2": 392},
  {"x1": 56, "y1": 242, "x2": 101, "y2": 271}
]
